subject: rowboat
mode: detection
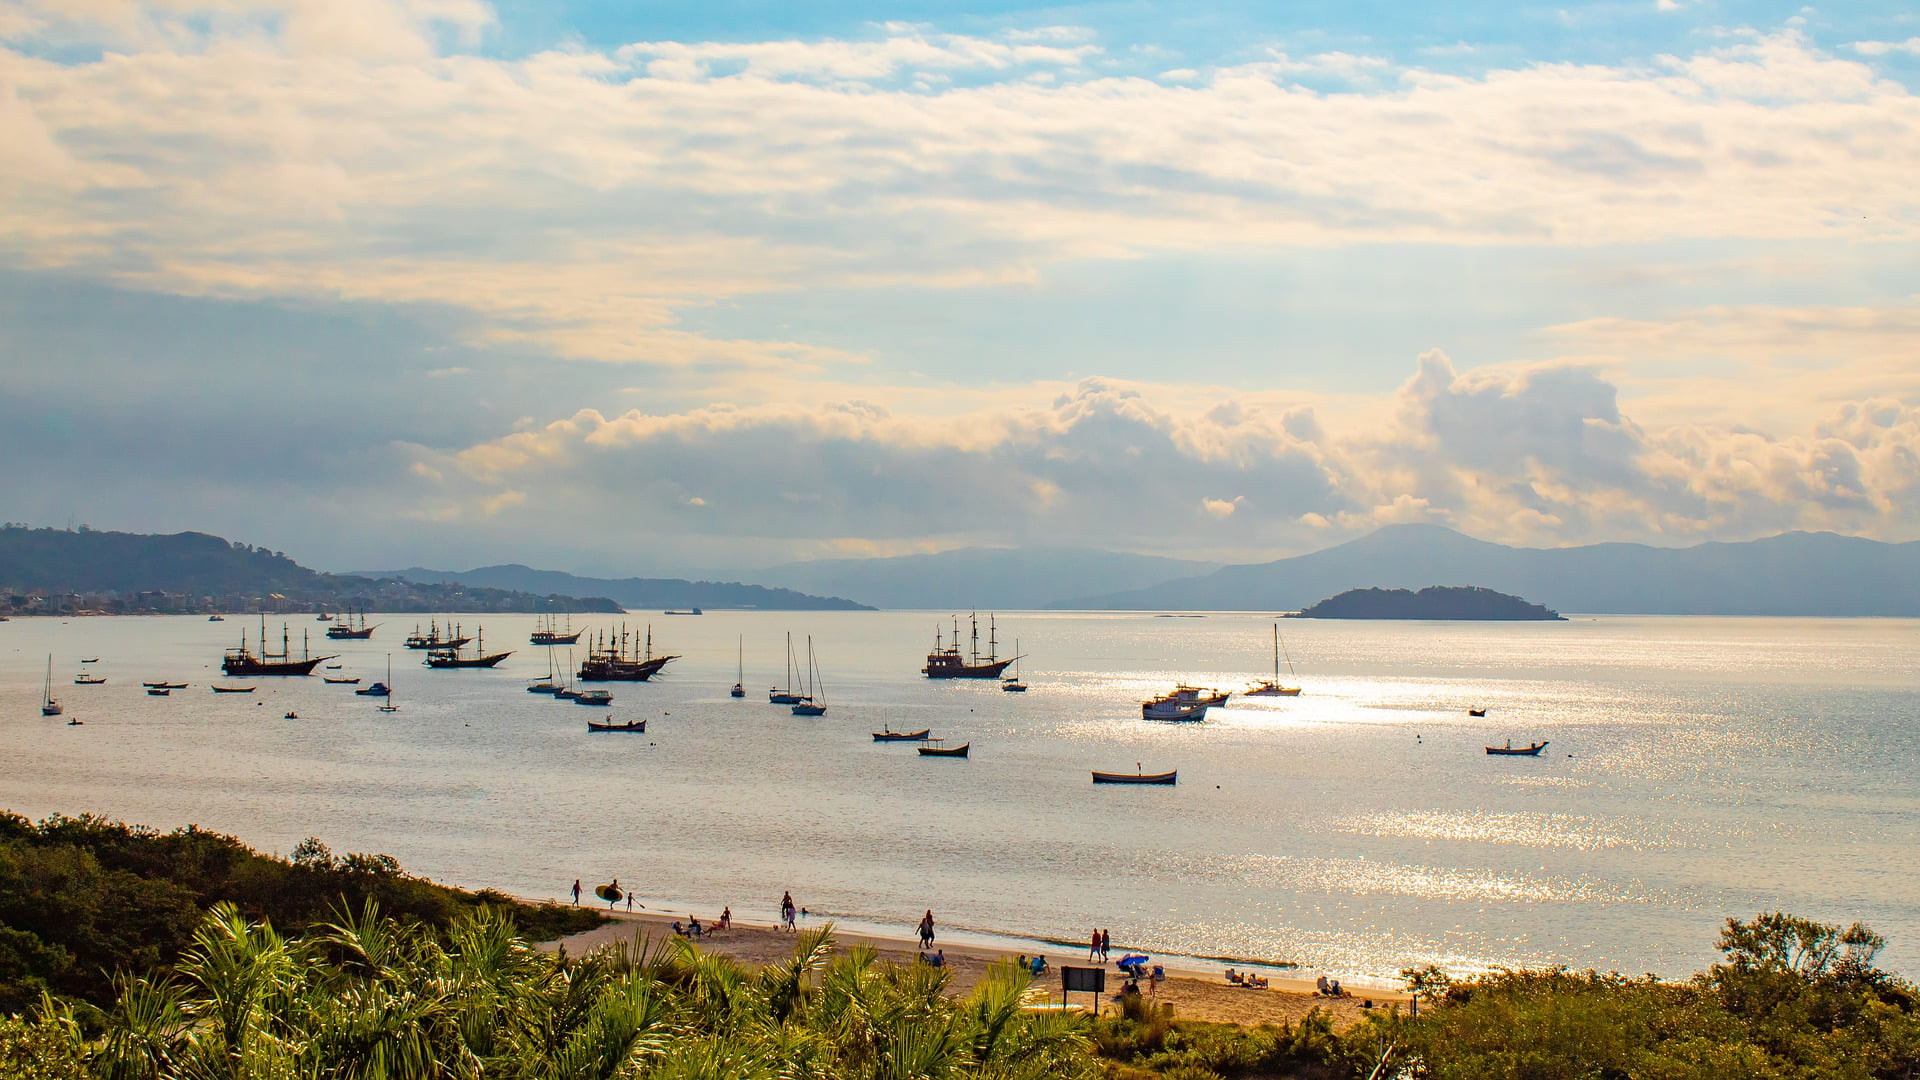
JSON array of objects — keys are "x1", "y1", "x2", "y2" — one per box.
[
  {"x1": 872, "y1": 728, "x2": 932, "y2": 741},
  {"x1": 211, "y1": 686, "x2": 255, "y2": 693},
  {"x1": 587, "y1": 718, "x2": 646, "y2": 732},
  {"x1": 1093, "y1": 768, "x2": 1177, "y2": 785},
  {"x1": 146, "y1": 688, "x2": 170, "y2": 696},
  {"x1": 323, "y1": 676, "x2": 361, "y2": 685},
  {"x1": 73, "y1": 675, "x2": 106, "y2": 685},
  {"x1": 918, "y1": 742, "x2": 970, "y2": 758},
  {"x1": 1468, "y1": 707, "x2": 1487, "y2": 717},
  {"x1": 142, "y1": 681, "x2": 189, "y2": 689},
  {"x1": 1486, "y1": 740, "x2": 1548, "y2": 756}
]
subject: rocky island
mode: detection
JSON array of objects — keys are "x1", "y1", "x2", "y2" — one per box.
[{"x1": 1287, "y1": 585, "x2": 1566, "y2": 620}]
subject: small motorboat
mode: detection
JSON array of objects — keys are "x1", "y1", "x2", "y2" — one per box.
[
  {"x1": 586, "y1": 718, "x2": 647, "y2": 732},
  {"x1": 208, "y1": 615, "x2": 225, "y2": 622},
  {"x1": 81, "y1": 658, "x2": 100, "y2": 664},
  {"x1": 1486, "y1": 740, "x2": 1548, "y2": 756},
  {"x1": 323, "y1": 676, "x2": 361, "y2": 685},
  {"x1": 1093, "y1": 766, "x2": 1178, "y2": 785},
  {"x1": 872, "y1": 728, "x2": 932, "y2": 742},
  {"x1": 1142, "y1": 696, "x2": 1209, "y2": 722},
  {"x1": 67, "y1": 718, "x2": 83, "y2": 725},
  {"x1": 574, "y1": 689, "x2": 614, "y2": 706},
  {"x1": 555, "y1": 688, "x2": 583, "y2": 700},
  {"x1": 146, "y1": 688, "x2": 171, "y2": 697},
  {"x1": 353, "y1": 682, "x2": 390, "y2": 697},
  {"x1": 284, "y1": 711, "x2": 299, "y2": 719},
  {"x1": 1172, "y1": 685, "x2": 1231, "y2": 707},
  {"x1": 325, "y1": 664, "x2": 343, "y2": 670},
  {"x1": 918, "y1": 741, "x2": 970, "y2": 758},
  {"x1": 73, "y1": 675, "x2": 106, "y2": 685},
  {"x1": 1001, "y1": 678, "x2": 1027, "y2": 693},
  {"x1": 1468, "y1": 707, "x2": 1487, "y2": 717},
  {"x1": 211, "y1": 686, "x2": 255, "y2": 693}
]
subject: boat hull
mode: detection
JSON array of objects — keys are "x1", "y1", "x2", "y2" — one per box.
[
  {"x1": 918, "y1": 743, "x2": 970, "y2": 757},
  {"x1": 211, "y1": 686, "x2": 255, "y2": 693},
  {"x1": 1092, "y1": 770, "x2": 1177, "y2": 785},
  {"x1": 791, "y1": 703, "x2": 827, "y2": 716},
  {"x1": 223, "y1": 656, "x2": 327, "y2": 676},
  {"x1": 426, "y1": 652, "x2": 510, "y2": 669},
  {"x1": 923, "y1": 657, "x2": 1014, "y2": 679},
  {"x1": 1486, "y1": 742, "x2": 1548, "y2": 756},
  {"x1": 873, "y1": 729, "x2": 932, "y2": 741},
  {"x1": 586, "y1": 719, "x2": 647, "y2": 732}
]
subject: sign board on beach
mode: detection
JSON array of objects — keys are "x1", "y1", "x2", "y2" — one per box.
[{"x1": 1061, "y1": 966, "x2": 1105, "y2": 992}]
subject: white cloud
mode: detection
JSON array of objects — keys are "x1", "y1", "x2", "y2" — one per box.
[
  {"x1": 1853, "y1": 38, "x2": 1920, "y2": 57},
  {"x1": 0, "y1": 12, "x2": 1915, "y2": 372}
]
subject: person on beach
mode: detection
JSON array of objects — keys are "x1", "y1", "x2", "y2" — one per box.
[
  {"x1": 625, "y1": 892, "x2": 633, "y2": 912},
  {"x1": 918, "y1": 910, "x2": 936, "y2": 948},
  {"x1": 781, "y1": 892, "x2": 796, "y2": 931},
  {"x1": 606, "y1": 879, "x2": 620, "y2": 909},
  {"x1": 720, "y1": 906, "x2": 732, "y2": 929},
  {"x1": 1149, "y1": 964, "x2": 1164, "y2": 997},
  {"x1": 1088, "y1": 929, "x2": 1100, "y2": 961},
  {"x1": 572, "y1": 879, "x2": 581, "y2": 905},
  {"x1": 689, "y1": 916, "x2": 703, "y2": 938},
  {"x1": 1100, "y1": 929, "x2": 1111, "y2": 960}
]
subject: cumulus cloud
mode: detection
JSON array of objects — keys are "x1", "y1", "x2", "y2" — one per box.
[
  {"x1": 368, "y1": 352, "x2": 1920, "y2": 566},
  {"x1": 0, "y1": 9, "x2": 1916, "y2": 371}
]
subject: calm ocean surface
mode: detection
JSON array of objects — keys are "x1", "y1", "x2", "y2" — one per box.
[{"x1": 4, "y1": 612, "x2": 1918, "y2": 986}]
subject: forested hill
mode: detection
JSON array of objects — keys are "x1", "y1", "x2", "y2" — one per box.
[
  {"x1": 1289, "y1": 585, "x2": 1566, "y2": 620},
  {"x1": 379, "y1": 564, "x2": 875, "y2": 612},
  {"x1": 0, "y1": 526, "x2": 623, "y2": 614}
]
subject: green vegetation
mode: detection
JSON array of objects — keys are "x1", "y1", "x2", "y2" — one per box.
[
  {"x1": 14, "y1": 908, "x2": 1092, "y2": 1079},
  {"x1": 0, "y1": 814, "x2": 600, "y2": 1013},
  {"x1": 1287, "y1": 585, "x2": 1564, "y2": 621},
  {"x1": 0, "y1": 814, "x2": 1914, "y2": 1077}
]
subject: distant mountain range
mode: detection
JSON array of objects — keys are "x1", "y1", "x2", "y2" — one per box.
[
  {"x1": 736, "y1": 547, "x2": 1218, "y2": 610},
  {"x1": 374, "y1": 565, "x2": 872, "y2": 612},
  {"x1": 1054, "y1": 524, "x2": 1920, "y2": 615},
  {"x1": 0, "y1": 526, "x2": 623, "y2": 614}
]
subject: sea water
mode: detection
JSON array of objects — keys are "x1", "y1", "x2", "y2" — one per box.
[{"x1": 2, "y1": 612, "x2": 1917, "y2": 986}]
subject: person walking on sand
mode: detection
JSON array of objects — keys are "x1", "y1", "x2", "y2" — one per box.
[
  {"x1": 606, "y1": 878, "x2": 620, "y2": 909},
  {"x1": 1100, "y1": 928, "x2": 1111, "y2": 961},
  {"x1": 720, "y1": 906, "x2": 732, "y2": 930},
  {"x1": 572, "y1": 879, "x2": 581, "y2": 906},
  {"x1": 625, "y1": 892, "x2": 633, "y2": 912},
  {"x1": 1088, "y1": 928, "x2": 1100, "y2": 961},
  {"x1": 918, "y1": 910, "x2": 936, "y2": 949}
]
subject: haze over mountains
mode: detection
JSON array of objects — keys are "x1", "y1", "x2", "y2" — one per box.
[
  {"x1": 1057, "y1": 524, "x2": 1920, "y2": 616},
  {"x1": 734, "y1": 547, "x2": 1218, "y2": 611},
  {"x1": 375, "y1": 566, "x2": 872, "y2": 612}
]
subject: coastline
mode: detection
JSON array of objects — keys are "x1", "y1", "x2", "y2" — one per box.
[{"x1": 531, "y1": 901, "x2": 1407, "y2": 1030}]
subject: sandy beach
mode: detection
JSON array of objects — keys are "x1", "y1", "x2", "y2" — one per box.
[{"x1": 541, "y1": 907, "x2": 1406, "y2": 1029}]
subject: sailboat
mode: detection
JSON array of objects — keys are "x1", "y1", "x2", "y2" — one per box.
[
  {"x1": 1001, "y1": 638, "x2": 1028, "y2": 692},
  {"x1": 769, "y1": 633, "x2": 810, "y2": 705},
  {"x1": 730, "y1": 635, "x2": 745, "y2": 698},
  {"x1": 528, "y1": 647, "x2": 559, "y2": 693},
  {"x1": 41, "y1": 655, "x2": 62, "y2": 716},
  {"x1": 1244, "y1": 623, "x2": 1302, "y2": 697},
  {"x1": 377, "y1": 655, "x2": 398, "y2": 712},
  {"x1": 792, "y1": 636, "x2": 827, "y2": 716}
]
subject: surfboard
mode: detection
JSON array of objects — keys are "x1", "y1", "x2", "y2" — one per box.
[{"x1": 594, "y1": 884, "x2": 623, "y2": 903}]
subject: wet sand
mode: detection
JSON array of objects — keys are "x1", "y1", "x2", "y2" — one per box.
[{"x1": 542, "y1": 908, "x2": 1406, "y2": 1029}]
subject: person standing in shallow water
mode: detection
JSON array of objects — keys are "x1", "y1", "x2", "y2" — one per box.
[
  {"x1": 572, "y1": 879, "x2": 581, "y2": 905},
  {"x1": 781, "y1": 891, "x2": 795, "y2": 931}
]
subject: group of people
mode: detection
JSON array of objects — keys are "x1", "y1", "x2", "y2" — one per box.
[
  {"x1": 1014, "y1": 953, "x2": 1049, "y2": 976},
  {"x1": 1314, "y1": 974, "x2": 1350, "y2": 998},
  {"x1": 917, "y1": 910, "x2": 937, "y2": 948},
  {"x1": 917, "y1": 948, "x2": 946, "y2": 967},
  {"x1": 1224, "y1": 968, "x2": 1270, "y2": 990},
  {"x1": 780, "y1": 891, "x2": 801, "y2": 931},
  {"x1": 571, "y1": 878, "x2": 635, "y2": 911},
  {"x1": 669, "y1": 908, "x2": 733, "y2": 938},
  {"x1": 1085, "y1": 927, "x2": 1113, "y2": 961}
]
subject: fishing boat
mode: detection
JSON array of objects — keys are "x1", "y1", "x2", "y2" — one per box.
[
  {"x1": 922, "y1": 614, "x2": 1017, "y2": 679},
  {"x1": 73, "y1": 674, "x2": 106, "y2": 685},
  {"x1": 354, "y1": 682, "x2": 389, "y2": 696},
  {"x1": 587, "y1": 717, "x2": 647, "y2": 732},
  {"x1": 1142, "y1": 694, "x2": 1210, "y2": 722},
  {"x1": 730, "y1": 635, "x2": 745, "y2": 698},
  {"x1": 323, "y1": 676, "x2": 361, "y2": 685},
  {"x1": 1486, "y1": 740, "x2": 1548, "y2": 756},
  {"x1": 142, "y1": 681, "x2": 189, "y2": 690},
  {"x1": 769, "y1": 633, "x2": 811, "y2": 705},
  {"x1": 1244, "y1": 624, "x2": 1302, "y2": 697},
  {"x1": 147, "y1": 688, "x2": 170, "y2": 697},
  {"x1": 223, "y1": 617, "x2": 334, "y2": 676},
  {"x1": 574, "y1": 689, "x2": 614, "y2": 706},
  {"x1": 207, "y1": 615, "x2": 224, "y2": 622},
  {"x1": 918, "y1": 741, "x2": 970, "y2": 758},
  {"x1": 1468, "y1": 707, "x2": 1487, "y2": 717},
  {"x1": 1093, "y1": 766, "x2": 1178, "y2": 785},
  {"x1": 663, "y1": 608, "x2": 702, "y2": 615},
  {"x1": 1001, "y1": 638, "x2": 1027, "y2": 692},
  {"x1": 376, "y1": 656, "x2": 399, "y2": 712},
  {"x1": 792, "y1": 636, "x2": 827, "y2": 716},
  {"x1": 404, "y1": 621, "x2": 471, "y2": 651},
  {"x1": 211, "y1": 685, "x2": 255, "y2": 693},
  {"x1": 316, "y1": 612, "x2": 332, "y2": 621},
  {"x1": 41, "y1": 656, "x2": 62, "y2": 716},
  {"x1": 1173, "y1": 685, "x2": 1230, "y2": 707},
  {"x1": 530, "y1": 612, "x2": 583, "y2": 646},
  {"x1": 577, "y1": 624, "x2": 676, "y2": 681},
  {"x1": 872, "y1": 728, "x2": 932, "y2": 741},
  {"x1": 425, "y1": 626, "x2": 511, "y2": 668},
  {"x1": 325, "y1": 605, "x2": 377, "y2": 640}
]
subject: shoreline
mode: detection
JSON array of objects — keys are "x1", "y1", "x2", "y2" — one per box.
[{"x1": 526, "y1": 899, "x2": 1407, "y2": 1030}]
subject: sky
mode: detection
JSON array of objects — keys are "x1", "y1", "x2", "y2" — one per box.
[{"x1": 1, "y1": 0, "x2": 1917, "y2": 576}]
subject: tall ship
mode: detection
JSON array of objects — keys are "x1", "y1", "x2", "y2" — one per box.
[
  {"x1": 578, "y1": 624, "x2": 678, "y2": 682},
  {"x1": 530, "y1": 612, "x2": 583, "y2": 646},
  {"x1": 922, "y1": 613, "x2": 1018, "y2": 679},
  {"x1": 425, "y1": 626, "x2": 512, "y2": 669},
  {"x1": 404, "y1": 621, "x2": 471, "y2": 651},
  {"x1": 223, "y1": 617, "x2": 334, "y2": 676},
  {"x1": 325, "y1": 605, "x2": 378, "y2": 640}
]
